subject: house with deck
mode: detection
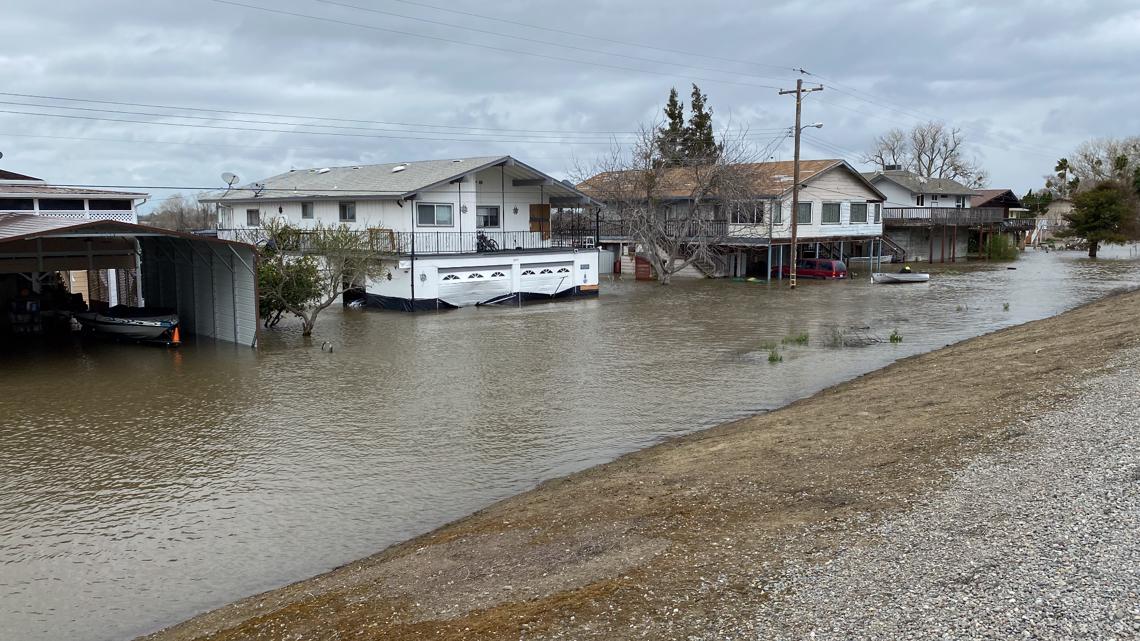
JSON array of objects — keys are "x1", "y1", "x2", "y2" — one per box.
[
  {"x1": 0, "y1": 168, "x2": 147, "y2": 306},
  {"x1": 863, "y1": 168, "x2": 1003, "y2": 263},
  {"x1": 579, "y1": 159, "x2": 887, "y2": 279},
  {"x1": 201, "y1": 156, "x2": 600, "y2": 310}
]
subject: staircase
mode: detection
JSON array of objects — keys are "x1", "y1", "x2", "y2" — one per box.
[
  {"x1": 689, "y1": 252, "x2": 725, "y2": 278},
  {"x1": 879, "y1": 235, "x2": 908, "y2": 264}
]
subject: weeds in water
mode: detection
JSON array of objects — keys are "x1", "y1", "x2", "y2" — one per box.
[
  {"x1": 768, "y1": 349, "x2": 783, "y2": 363},
  {"x1": 1003, "y1": 302, "x2": 1010, "y2": 311},
  {"x1": 827, "y1": 326, "x2": 885, "y2": 348},
  {"x1": 782, "y1": 331, "x2": 810, "y2": 346},
  {"x1": 889, "y1": 329, "x2": 903, "y2": 343},
  {"x1": 758, "y1": 340, "x2": 778, "y2": 350}
]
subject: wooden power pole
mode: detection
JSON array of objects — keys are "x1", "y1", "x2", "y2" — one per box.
[{"x1": 779, "y1": 78, "x2": 823, "y2": 289}]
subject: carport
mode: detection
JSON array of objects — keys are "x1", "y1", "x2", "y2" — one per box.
[{"x1": 0, "y1": 215, "x2": 258, "y2": 347}]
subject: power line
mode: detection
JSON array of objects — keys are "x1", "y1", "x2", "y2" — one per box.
[
  {"x1": 209, "y1": 0, "x2": 784, "y2": 91},
  {"x1": 379, "y1": 0, "x2": 798, "y2": 74},
  {"x1": 310, "y1": 0, "x2": 796, "y2": 86}
]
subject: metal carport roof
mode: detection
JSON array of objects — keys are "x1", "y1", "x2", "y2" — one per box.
[{"x1": 0, "y1": 215, "x2": 259, "y2": 347}]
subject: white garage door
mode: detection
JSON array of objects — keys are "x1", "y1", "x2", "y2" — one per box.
[
  {"x1": 519, "y1": 261, "x2": 574, "y2": 297},
  {"x1": 437, "y1": 265, "x2": 512, "y2": 307}
]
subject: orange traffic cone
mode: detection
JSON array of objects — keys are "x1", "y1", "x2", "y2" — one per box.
[{"x1": 170, "y1": 326, "x2": 181, "y2": 346}]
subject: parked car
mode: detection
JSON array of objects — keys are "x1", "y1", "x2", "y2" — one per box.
[{"x1": 771, "y1": 258, "x2": 848, "y2": 280}]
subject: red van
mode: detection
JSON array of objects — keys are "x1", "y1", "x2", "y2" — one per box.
[{"x1": 771, "y1": 258, "x2": 848, "y2": 280}]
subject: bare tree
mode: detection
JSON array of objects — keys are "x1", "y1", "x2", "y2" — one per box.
[
  {"x1": 863, "y1": 121, "x2": 987, "y2": 186},
  {"x1": 577, "y1": 126, "x2": 762, "y2": 284},
  {"x1": 143, "y1": 193, "x2": 217, "y2": 230},
  {"x1": 257, "y1": 220, "x2": 386, "y2": 337}
]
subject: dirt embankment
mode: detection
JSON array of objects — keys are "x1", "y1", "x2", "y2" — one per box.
[{"x1": 142, "y1": 289, "x2": 1140, "y2": 641}]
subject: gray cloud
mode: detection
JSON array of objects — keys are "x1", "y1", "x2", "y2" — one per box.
[{"x1": 1, "y1": 0, "x2": 1137, "y2": 208}]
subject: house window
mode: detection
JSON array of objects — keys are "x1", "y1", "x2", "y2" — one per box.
[
  {"x1": 821, "y1": 203, "x2": 841, "y2": 225},
  {"x1": 850, "y1": 203, "x2": 868, "y2": 224},
  {"x1": 417, "y1": 203, "x2": 453, "y2": 226},
  {"x1": 771, "y1": 201, "x2": 783, "y2": 224},
  {"x1": 0, "y1": 198, "x2": 34, "y2": 211},
  {"x1": 796, "y1": 202, "x2": 812, "y2": 224},
  {"x1": 930, "y1": 194, "x2": 940, "y2": 205},
  {"x1": 731, "y1": 202, "x2": 762, "y2": 224},
  {"x1": 476, "y1": 206, "x2": 500, "y2": 228},
  {"x1": 874, "y1": 203, "x2": 881, "y2": 223},
  {"x1": 339, "y1": 201, "x2": 356, "y2": 222},
  {"x1": 40, "y1": 198, "x2": 85, "y2": 210},
  {"x1": 246, "y1": 209, "x2": 260, "y2": 227},
  {"x1": 301, "y1": 202, "x2": 314, "y2": 219},
  {"x1": 955, "y1": 195, "x2": 966, "y2": 208},
  {"x1": 916, "y1": 194, "x2": 925, "y2": 206},
  {"x1": 90, "y1": 199, "x2": 134, "y2": 211}
]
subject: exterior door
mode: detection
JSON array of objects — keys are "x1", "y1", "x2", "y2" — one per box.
[{"x1": 529, "y1": 204, "x2": 551, "y2": 240}]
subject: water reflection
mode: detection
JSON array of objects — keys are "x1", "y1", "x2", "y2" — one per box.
[{"x1": 1, "y1": 248, "x2": 1137, "y2": 641}]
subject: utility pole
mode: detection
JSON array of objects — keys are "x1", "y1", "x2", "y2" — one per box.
[{"x1": 779, "y1": 78, "x2": 823, "y2": 289}]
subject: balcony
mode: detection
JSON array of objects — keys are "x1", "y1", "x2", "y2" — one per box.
[
  {"x1": 216, "y1": 228, "x2": 597, "y2": 256},
  {"x1": 883, "y1": 207, "x2": 1004, "y2": 227},
  {"x1": 30, "y1": 210, "x2": 138, "y2": 224}
]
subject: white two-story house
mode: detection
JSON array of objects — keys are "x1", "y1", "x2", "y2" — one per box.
[
  {"x1": 862, "y1": 168, "x2": 1003, "y2": 263},
  {"x1": 202, "y1": 156, "x2": 600, "y2": 310},
  {"x1": 581, "y1": 159, "x2": 887, "y2": 279}
]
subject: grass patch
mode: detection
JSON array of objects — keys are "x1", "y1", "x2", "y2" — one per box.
[
  {"x1": 782, "y1": 332, "x2": 810, "y2": 346},
  {"x1": 889, "y1": 329, "x2": 903, "y2": 343},
  {"x1": 758, "y1": 340, "x2": 778, "y2": 351},
  {"x1": 767, "y1": 349, "x2": 783, "y2": 363}
]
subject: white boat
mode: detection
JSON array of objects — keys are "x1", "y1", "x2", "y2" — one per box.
[
  {"x1": 75, "y1": 306, "x2": 180, "y2": 341},
  {"x1": 872, "y1": 272, "x2": 931, "y2": 284}
]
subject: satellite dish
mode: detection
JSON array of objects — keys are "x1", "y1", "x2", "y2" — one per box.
[{"x1": 221, "y1": 172, "x2": 239, "y2": 186}]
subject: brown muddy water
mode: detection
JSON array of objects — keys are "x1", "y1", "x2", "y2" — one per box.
[{"x1": 1, "y1": 248, "x2": 1138, "y2": 641}]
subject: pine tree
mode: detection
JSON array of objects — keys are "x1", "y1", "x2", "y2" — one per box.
[
  {"x1": 682, "y1": 84, "x2": 719, "y2": 162},
  {"x1": 656, "y1": 87, "x2": 686, "y2": 167}
]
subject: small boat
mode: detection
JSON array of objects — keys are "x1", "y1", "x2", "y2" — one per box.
[
  {"x1": 75, "y1": 305, "x2": 180, "y2": 342},
  {"x1": 873, "y1": 272, "x2": 931, "y2": 284}
]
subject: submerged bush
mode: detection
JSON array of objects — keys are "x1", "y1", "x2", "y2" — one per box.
[
  {"x1": 889, "y1": 329, "x2": 903, "y2": 343},
  {"x1": 782, "y1": 331, "x2": 810, "y2": 346},
  {"x1": 984, "y1": 235, "x2": 1020, "y2": 261},
  {"x1": 768, "y1": 349, "x2": 783, "y2": 363}
]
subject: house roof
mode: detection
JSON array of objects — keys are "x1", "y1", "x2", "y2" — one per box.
[
  {"x1": 862, "y1": 169, "x2": 977, "y2": 196},
  {"x1": 201, "y1": 155, "x2": 596, "y2": 204},
  {"x1": 578, "y1": 159, "x2": 886, "y2": 201},
  {"x1": 0, "y1": 213, "x2": 248, "y2": 247},
  {"x1": 0, "y1": 184, "x2": 147, "y2": 198},
  {"x1": 0, "y1": 169, "x2": 44, "y2": 182},
  {"x1": 971, "y1": 188, "x2": 1023, "y2": 208}
]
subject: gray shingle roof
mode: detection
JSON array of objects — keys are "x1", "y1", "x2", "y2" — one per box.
[
  {"x1": 204, "y1": 156, "x2": 509, "y2": 201},
  {"x1": 862, "y1": 170, "x2": 977, "y2": 196}
]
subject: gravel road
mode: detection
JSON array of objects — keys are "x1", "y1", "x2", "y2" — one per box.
[{"x1": 725, "y1": 347, "x2": 1140, "y2": 641}]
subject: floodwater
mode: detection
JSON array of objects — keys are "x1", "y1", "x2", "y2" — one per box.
[{"x1": 2, "y1": 248, "x2": 1138, "y2": 641}]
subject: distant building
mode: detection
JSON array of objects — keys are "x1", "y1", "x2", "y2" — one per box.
[{"x1": 202, "y1": 156, "x2": 600, "y2": 310}]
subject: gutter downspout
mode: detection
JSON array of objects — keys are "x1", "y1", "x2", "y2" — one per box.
[{"x1": 409, "y1": 196, "x2": 416, "y2": 311}]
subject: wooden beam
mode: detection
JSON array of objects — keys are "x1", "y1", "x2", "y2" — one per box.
[{"x1": 513, "y1": 178, "x2": 553, "y2": 187}]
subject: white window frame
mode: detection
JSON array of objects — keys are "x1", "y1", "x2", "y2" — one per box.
[
  {"x1": 930, "y1": 194, "x2": 940, "y2": 205},
  {"x1": 417, "y1": 202, "x2": 454, "y2": 227},
  {"x1": 246, "y1": 208, "x2": 260, "y2": 227},
  {"x1": 301, "y1": 201, "x2": 314, "y2": 220},
  {"x1": 874, "y1": 203, "x2": 882, "y2": 223},
  {"x1": 821, "y1": 202, "x2": 841, "y2": 225},
  {"x1": 771, "y1": 201, "x2": 783, "y2": 224},
  {"x1": 338, "y1": 201, "x2": 356, "y2": 222},
  {"x1": 476, "y1": 205, "x2": 500, "y2": 228},
  {"x1": 850, "y1": 202, "x2": 868, "y2": 224},
  {"x1": 916, "y1": 194, "x2": 925, "y2": 206},
  {"x1": 955, "y1": 195, "x2": 966, "y2": 208}
]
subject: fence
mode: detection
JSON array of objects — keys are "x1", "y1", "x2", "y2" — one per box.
[
  {"x1": 216, "y1": 228, "x2": 597, "y2": 255},
  {"x1": 882, "y1": 207, "x2": 1005, "y2": 226}
]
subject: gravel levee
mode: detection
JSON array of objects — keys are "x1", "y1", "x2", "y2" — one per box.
[{"x1": 724, "y1": 348, "x2": 1140, "y2": 641}]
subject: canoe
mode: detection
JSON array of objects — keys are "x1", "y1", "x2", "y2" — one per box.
[
  {"x1": 75, "y1": 305, "x2": 180, "y2": 341},
  {"x1": 872, "y1": 272, "x2": 930, "y2": 284}
]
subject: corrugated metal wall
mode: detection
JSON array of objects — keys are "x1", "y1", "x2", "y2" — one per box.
[{"x1": 140, "y1": 237, "x2": 258, "y2": 347}]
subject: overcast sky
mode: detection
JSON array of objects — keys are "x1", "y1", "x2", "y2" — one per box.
[{"x1": 2, "y1": 0, "x2": 1138, "y2": 210}]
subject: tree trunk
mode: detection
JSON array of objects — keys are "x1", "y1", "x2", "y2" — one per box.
[{"x1": 1088, "y1": 241, "x2": 1099, "y2": 259}]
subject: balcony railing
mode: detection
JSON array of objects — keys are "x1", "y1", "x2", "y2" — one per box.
[
  {"x1": 27, "y1": 210, "x2": 137, "y2": 224},
  {"x1": 596, "y1": 219, "x2": 729, "y2": 239},
  {"x1": 882, "y1": 207, "x2": 1004, "y2": 226},
  {"x1": 216, "y1": 228, "x2": 597, "y2": 255}
]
